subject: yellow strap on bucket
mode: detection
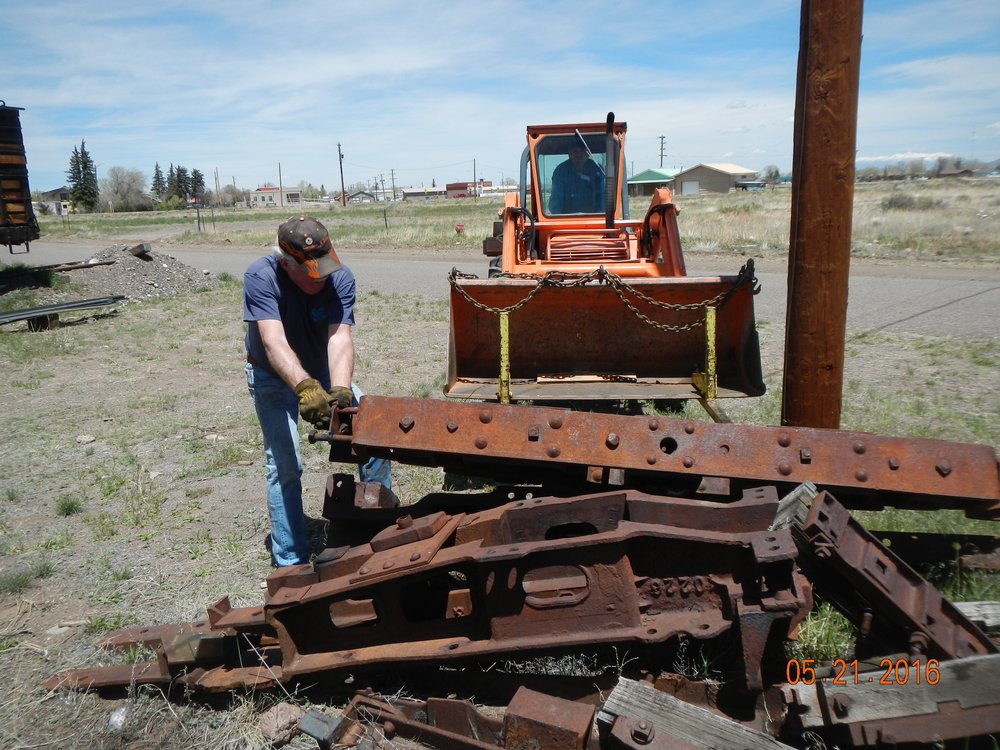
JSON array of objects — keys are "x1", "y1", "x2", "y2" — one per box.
[
  {"x1": 498, "y1": 311, "x2": 511, "y2": 404},
  {"x1": 692, "y1": 305, "x2": 718, "y2": 400}
]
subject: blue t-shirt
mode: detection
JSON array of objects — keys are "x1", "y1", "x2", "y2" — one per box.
[
  {"x1": 243, "y1": 254, "x2": 356, "y2": 384},
  {"x1": 549, "y1": 158, "x2": 605, "y2": 214}
]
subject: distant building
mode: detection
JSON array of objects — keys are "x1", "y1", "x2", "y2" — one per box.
[
  {"x1": 347, "y1": 190, "x2": 376, "y2": 204},
  {"x1": 627, "y1": 168, "x2": 678, "y2": 198},
  {"x1": 446, "y1": 180, "x2": 492, "y2": 199},
  {"x1": 401, "y1": 186, "x2": 447, "y2": 201},
  {"x1": 38, "y1": 186, "x2": 72, "y2": 215},
  {"x1": 246, "y1": 186, "x2": 302, "y2": 207},
  {"x1": 936, "y1": 168, "x2": 974, "y2": 178},
  {"x1": 673, "y1": 163, "x2": 758, "y2": 195}
]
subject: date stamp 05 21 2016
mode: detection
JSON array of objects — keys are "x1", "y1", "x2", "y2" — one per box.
[{"x1": 786, "y1": 658, "x2": 941, "y2": 686}]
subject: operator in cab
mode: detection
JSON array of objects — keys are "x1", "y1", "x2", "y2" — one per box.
[{"x1": 548, "y1": 140, "x2": 605, "y2": 214}]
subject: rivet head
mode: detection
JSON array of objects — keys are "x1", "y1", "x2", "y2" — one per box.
[
  {"x1": 399, "y1": 416, "x2": 415, "y2": 432},
  {"x1": 682, "y1": 456, "x2": 694, "y2": 468},
  {"x1": 446, "y1": 421, "x2": 459, "y2": 433},
  {"x1": 646, "y1": 455, "x2": 657, "y2": 465},
  {"x1": 684, "y1": 422, "x2": 695, "y2": 435},
  {"x1": 853, "y1": 441, "x2": 866, "y2": 455},
  {"x1": 778, "y1": 461, "x2": 792, "y2": 476},
  {"x1": 548, "y1": 416, "x2": 563, "y2": 429},
  {"x1": 396, "y1": 515, "x2": 413, "y2": 529},
  {"x1": 606, "y1": 433, "x2": 620, "y2": 449},
  {"x1": 479, "y1": 410, "x2": 492, "y2": 424},
  {"x1": 778, "y1": 434, "x2": 791, "y2": 448},
  {"x1": 887, "y1": 457, "x2": 900, "y2": 470},
  {"x1": 547, "y1": 445, "x2": 561, "y2": 458},
  {"x1": 358, "y1": 566, "x2": 370, "y2": 575},
  {"x1": 382, "y1": 561, "x2": 394, "y2": 570},
  {"x1": 410, "y1": 552, "x2": 421, "y2": 561},
  {"x1": 474, "y1": 436, "x2": 488, "y2": 449},
  {"x1": 855, "y1": 469, "x2": 868, "y2": 482},
  {"x1": 936, "y1": 460, "x2": 952, "y2": 477},
  {"x1": 648, "y1": 419, "x2": 659, "y2": 431}
]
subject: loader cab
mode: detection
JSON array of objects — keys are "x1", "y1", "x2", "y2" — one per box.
[
  {"x1": 537, "y1": 134, "x2": 609, "y2": 216},
  {"x1": 524, "y1": 122, "x2": 627, "y2": 223}
]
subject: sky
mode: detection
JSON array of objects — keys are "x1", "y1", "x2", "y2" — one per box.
[{"x1": 4, "y1": 0, "x2": 999, "y2": 195}]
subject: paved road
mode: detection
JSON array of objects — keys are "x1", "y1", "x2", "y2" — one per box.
[{"x1": 9, "y1": 240, "x2": 1000, "y2": 340}]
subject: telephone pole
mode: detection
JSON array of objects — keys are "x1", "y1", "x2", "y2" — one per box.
[
  {"x1": 389, "y1": 169, "x2": 397, "y2": 201},
  {"x1": 659, "y1": 136, "x2": 667, "y2": 168},
  {"x1": 337, "y1": 143, "x2": 346, "y2": 207}
]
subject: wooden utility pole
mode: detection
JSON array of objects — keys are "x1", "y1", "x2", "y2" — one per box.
[
  {"x1": 781, "y1": 0, "x2": 863, "y2": 428},
  {"x1": 338, "y1": 143, "x2": 346, "y2": 206}
]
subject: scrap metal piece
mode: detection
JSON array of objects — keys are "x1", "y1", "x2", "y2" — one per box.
[
  {"x1": 773, "y1": 483, "x2": 997, "y2": 659},
  {"x1": 265, "y1": 489, "x2": 809, "y2": 691},
  {"x1": 47, "y1": 488, "x2": 809, "y2": 694},
  {"x1": 784, "y1": 653, "x2": 1000, "y2": 747},
  {"x1": 339, "y1": 396, "x2": 1000, "y2": 518},
  {"x1": 598, "y1": 676, "x2": 794, "y2": 749},
  {"x1": 505, "y1": 686, "x2": 596, "y2": 750},
  {"x1": 328, "y1": 693, "x2": 502, "y2": 750}
]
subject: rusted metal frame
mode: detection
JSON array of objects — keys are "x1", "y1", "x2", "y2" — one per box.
[
  {"x1": 327, "y1": 693, "x2": 504, "y2": 750},
  {"x1": 784, "y1": 653, "x2": 1000, "y2": 747},
  {"x1": 48, "y1": 488, "x2": 807, "y2": 693},
  {"x1": 773, "y1": 483, "x2": 997, "y2": 660},
  {"x1": 309, "y1": 688, "x2": 595, "y2": 750},
  {"x1": 258, "y1": 490, "x2": 809, "y2": 692},
  {"x1": 340, "y1": 396, "x2": 1000, "y2": 517}
]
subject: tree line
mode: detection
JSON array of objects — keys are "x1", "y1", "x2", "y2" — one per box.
[
  {"x1": 60, "y1": 140, "x2": 209, "y2": 213},
  {"x1": 56, "y1": 139, "x2": 336, "y2": 213}
]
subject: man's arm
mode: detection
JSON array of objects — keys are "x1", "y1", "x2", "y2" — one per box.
[
  {"x1": 327, "y1": 322, "x2": 355, "y2": 390},
  {"x1": 257, "y1": 319, "x2": 312, "y2": 388}
]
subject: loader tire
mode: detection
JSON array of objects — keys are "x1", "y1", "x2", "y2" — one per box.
[{"x1": 487, "y1": 256, "x2": 502, "y2": 278}]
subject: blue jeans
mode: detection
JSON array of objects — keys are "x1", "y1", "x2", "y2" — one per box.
[{"x1": 245, "y1": 363, "x2": 391, "y2": 566}]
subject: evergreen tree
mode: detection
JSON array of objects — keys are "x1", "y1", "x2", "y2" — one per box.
[
  {"x1": 190, "y1": 169, "x2": 206, "y2": 201},
  {"x1": 66, "y1": 139, "x2": 99, "y2": 212},
  {"x1": 151, "y1": 162, "x2": 166, "y2": 198},
  {"x1": 166, "y1": 163, "x2": 178, "y2": 198},
  {"x1": 175, "y1": 166, "x2": 191, "y2": 200}
]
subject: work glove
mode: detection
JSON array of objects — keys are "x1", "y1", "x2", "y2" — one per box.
[
  {"x1": 328, "y1": 386, "x2": 354, "y2": 409},
  {"x1": 294, "y1": 378, "x2": 330, "y2": 426}
]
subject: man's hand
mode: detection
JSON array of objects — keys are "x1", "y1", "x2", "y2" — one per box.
[
  {"x1": 294, "y1": 378, "x2": 331, "y2": 426},
  {"x1": 328, "y1": 386, "x2": 354, "y2": 409}
]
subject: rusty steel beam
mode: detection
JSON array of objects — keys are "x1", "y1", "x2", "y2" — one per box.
[
  {"x1": 782, "y1": 0, "x2": 864, "y2": 428},
  {"x1": 774, "y1": 483, "x2": 997, "y2": 660},
  {"x1": 47, "y1": 487, "x2": 810, "y2": 694},
  {"x1": 329, "y1": 397, "x2": 1000, "y2": 518}
]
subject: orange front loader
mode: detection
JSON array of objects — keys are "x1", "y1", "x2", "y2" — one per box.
[{"x1": 446, "y1": 114, "x2": 764, "y2": 414}]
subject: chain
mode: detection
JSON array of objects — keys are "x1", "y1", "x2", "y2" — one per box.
[
  {"x1": 448, "y1": 260, "x2": 757, "y2": 333},
  {"x1": 448, "y1": 267, "x2": 601, "y2": 315}
]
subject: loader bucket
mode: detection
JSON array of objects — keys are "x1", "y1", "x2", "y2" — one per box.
[{"x1": 446, "y1": 273, "x2": 765, "y2": 402}]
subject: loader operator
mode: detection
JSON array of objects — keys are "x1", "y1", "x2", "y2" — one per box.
[
  {"x1": 243, "y1": 215, "x2": 391, "y2": 568},
  {"x1": 548, "y1": 141, "x2": 605, "y2": 214}
]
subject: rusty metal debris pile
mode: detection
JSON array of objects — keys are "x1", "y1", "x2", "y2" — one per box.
[{"x1": 46, "y1": 397, "x2": 1000, "y2": 748}]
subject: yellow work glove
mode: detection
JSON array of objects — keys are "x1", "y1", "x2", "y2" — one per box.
[
  {"x1": 328, "y1": 386, "x2": 354, "y2": 409},
  {"x1": 294, "y1": 378, "x2": 330, "y2": 426}
]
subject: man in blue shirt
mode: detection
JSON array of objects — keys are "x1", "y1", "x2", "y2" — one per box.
[
  {"x1": 243, "y1": 215, "x2": 390, "y2": 567},
  {"x1": 548, "y1": 142, "x2": 605, "y2": 214}
]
